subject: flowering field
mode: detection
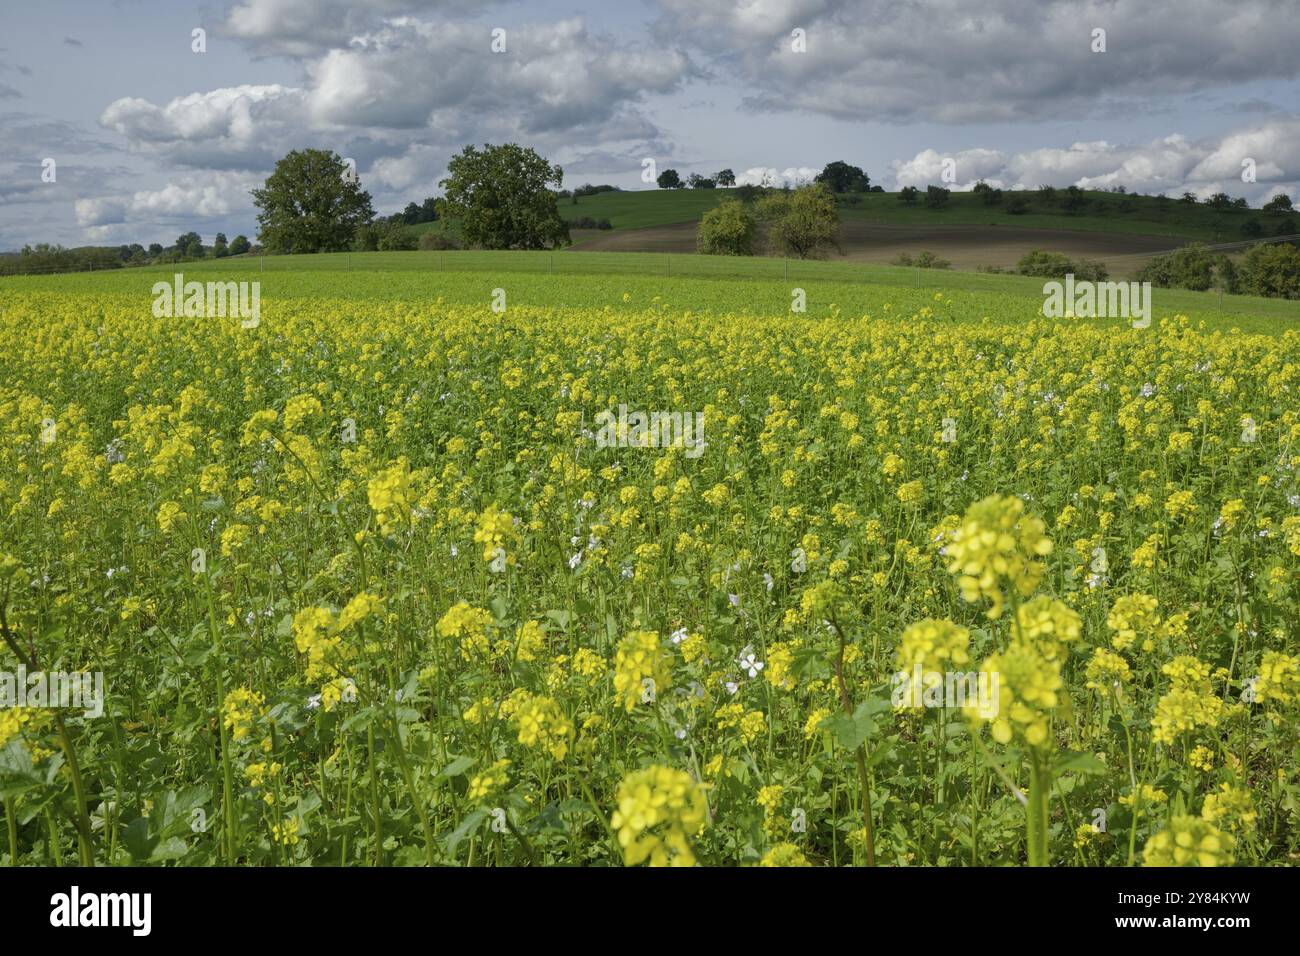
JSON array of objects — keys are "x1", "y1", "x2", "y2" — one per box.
[{"x1": 1, "y1": 273, "x2": 1299, "y2": 867}]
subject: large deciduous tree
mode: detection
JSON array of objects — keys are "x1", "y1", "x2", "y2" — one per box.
[
  {"x1": 814, "y1": 161, "x2": 870, "y2": 193},
  {"x1": 251, "y1": 149, "x2": 375, "y2": 254},
  {"x1": 437, "y1": 143, "x2": 569, "y2": 250},
  {"x1": 757, "y1": 183, "x2": 841, "y2": 259}
]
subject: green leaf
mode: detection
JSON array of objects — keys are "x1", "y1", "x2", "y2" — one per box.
[
  {"x1": 445, "y1": 808, "x2": 487, "y2": 855},
  {"x1": 122, "y1": 817, "x2": 158, "y2": 863},
  {"x1": 434, "y1": 756, "x2": 475, "y2": 781},
  {"x1": 825, "y1": 701, "x2": 879, "y2": 751},
  {"x1": 1053, "y1": 751, "x2": 1108, "y2": 777}
]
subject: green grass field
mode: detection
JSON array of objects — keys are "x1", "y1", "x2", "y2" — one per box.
[{"x1": 5, "y1": 248, "x2": 1298, "y2": 332}]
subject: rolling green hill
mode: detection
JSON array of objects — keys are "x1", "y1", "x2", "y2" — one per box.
[{"x1": 412, "y1": 187, "x2": 1296, "y2": 249}]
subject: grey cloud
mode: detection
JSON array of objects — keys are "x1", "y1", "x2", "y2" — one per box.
[{"x1": 652, "y1": 0, "x2": 1300, "y2": 124}]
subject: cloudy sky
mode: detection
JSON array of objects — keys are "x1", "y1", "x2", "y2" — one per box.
[{"x1": 2, "y1": 0, "x2": 1299, "y2": 249}]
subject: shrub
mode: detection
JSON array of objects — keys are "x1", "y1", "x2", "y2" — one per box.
[
  {"x1": 696, "y1": 199, "x2": 757, "y2": 256},
  {"x1": 1136, "y1": 243, "x2": 1215, "y2": 291},
  {"x1": 353, "y1": 223, "x2": 379, "y2": 252},
  {"x1": 894, "y1": 250, "x2": 951, "y2": 269},
  {"x1": 1017, "y1": 250, "x2": 1075, "y2": 278},
  {"x1": 925, "y1": 185, "x2": 951, "y2": 208},
  {"x1": 418, "y1": 232, "x2": 461, "y2": 251},
  {"x1": 375, "y1": 221, "x2": 418, "y2": 251},
  {"x1": 756, "y1": 184, "x2": 840, "y2": 259},
  {"x1": 1240, "y1": 242, "x2": 1300, "y2": 298}
]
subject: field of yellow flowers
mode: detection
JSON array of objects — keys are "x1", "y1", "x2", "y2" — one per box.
[{"x1": 1, "y1": 273, "x2": 1298, "y2": 867}]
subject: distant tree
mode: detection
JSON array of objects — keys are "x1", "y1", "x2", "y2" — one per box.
[
  {"x1": 973, "y1": 181, "x2": 1002, "y2": 205},
  {"x1": 1263, "y1": 194, "x2": 1295, "y2": 213},
  {"x1": 1018, "y1": 249, "x2": 1076, "y2": 278},
  {"x1": 1061, "y1": 185, "x2": 1087, "y2": 213},
  {"x1": 437, "y1": 143, "x2": 569, "y2": 250},
  {"x1": 715, "y1": 168, "x2": 736, "y2": 187},
  {"x1": 251, "y1": 148, "x2": 375, "y2": 254},
  {"x1": 1240, "y1": 242, "x2": 1300, "y2": 298},
  {"x1": 352, "y1": 223, "x2": 378, "y2": 252},
  {"x1": 1232, "y1": 196, "x2": 1248, "y2": 209},
  {"x1": 1005, "y1": 195, "x2": 1029, "y2": 215},
  {"x1": 925, "y1": 185, "x2": 951, "y2": 208},
  {"x1": 898, "y1": 186, "x2": 920, "y2": 205},
  {"x1": 687, "y1": 173, "x2": 716, "y2": 189},
  {"x1": 1180, "y1": 192, "x2": 1198, "y2": 204},
  {"x1": 147, "y1": 243, "x2": 163, "y2": 257},
  {"x1": 656, "y1": 168, "x2": 682, "y2": 189},
  {"x1": 1207, "y1": 192, "x2": 1233, "y2": 210},
  {"x1": 420, "y1": 196, "x2": 439, "y2": 221},
  {"x1": 696, "y1": 198, "x2": 757, "y2": 255},
  {"x1": 228, "y1": 235, "x2": 250, "y2": 256},
  {"x1": 1136, "y1": 243, "x2": 1215, "y2": 291},
  {"x1": 1241, "y1": 218, "x2": 1263, "y2": 237},
  {"x1": 375, "y1": 219, "x2": 417, "y2": 251},
  {"x1": 402, "y1": 202, "x2": 422, "y2": 225},
  {"x1": 1016, "y1": 249, "x2": 1108, "y2": 281},
  {"x1": 1037, "y1": 185, "x2": 1057, "y2": 202},
  {"x1": 418, "y1": 231, "x2": 461, "y2": 251},
  {"x1": 1216, "y1": 254, "x2": 1241, "y2": 294},
  {"x1": 757, "y1": 183, "x2": 840, "y2": 259},
  {"x1": 174, "y1": 232, "x2": 203, "y2": 257},
  {"x1": 212, "y1": 233, "x2": 229, "y2": 258},
  {"x1": 815, "y1": 161, "x2": 870, "y2": 193}
]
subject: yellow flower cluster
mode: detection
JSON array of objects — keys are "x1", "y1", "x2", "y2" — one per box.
[
  {"x1": 1255, "y1": 651, "x2": 1300, "y2": 705},
  {"x1": 613, "y1": 630, "x2": 671, "y2": 712},
  {"x1": 1084, "y1": 647, "x2": 1131, "y2": 691},
  {"x1": 473, "y1": 503, "x2": 518, "y2": 564},
  {"x1": 366, "y1": 460, "x2": 412, "y2": 535},
  {"x1": 436, "y1": 601, "x2": 495, "y2": 661},
  {"x1": 1142, "y1": 816, "x2": 1234, "y2": 867},
  {"x1": 945, "y1": 495, "x2": 1052, "y2": 619},
  {"x1": 468, "y1": 758, "x2": 511, "y2": 802},
  {"x1": 610, "y1": 765, "x2": 709, "y2": 867},
  {"x1": 1106, "y1": 594, "x2": 1160, "y2": 652},
  {"x1": 222, "y1": 687, "x2": 265, "y2": 742},
  {"x1": 895, "y1": 618, "x2": 971, "y2": 674},
  {"x1": 507, "y1": 691, "x2": 573, "y2": 760}
]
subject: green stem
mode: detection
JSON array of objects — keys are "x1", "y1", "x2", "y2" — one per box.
[
  {"x1": 203, "y1": 572, "x2": 237, "y2": 862},
  {"x1": 53, "y1": 712, "x2": 94, "y2": 866},
  {"x1": 1027, "y1": 755, "x2": 1050, "y2": 867},
  {"x1": 4, "y1": 796, "x2": 17, "y2": 864}
]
